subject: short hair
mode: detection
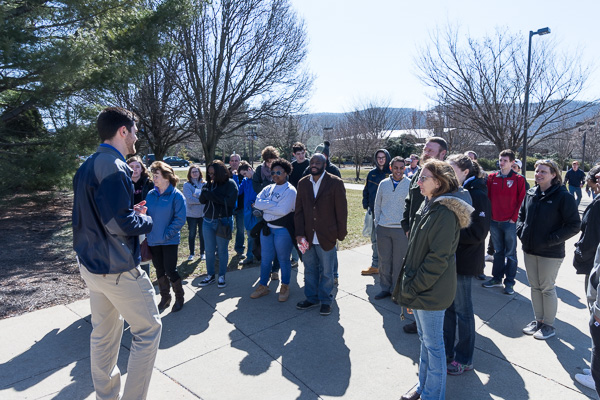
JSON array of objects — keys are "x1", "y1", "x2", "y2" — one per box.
[
  {"x1": 150, "y1": 161, "x2": 179, "y2": 187},
  {"x1": 187, "y1": 165, "x2": 203, "y2": 182},
  {"x1": 261, "y1": 146, "x2": 280, "y2": 162},
  {"x1": 422, "y1": 159, "x2": 460, "y2": 197},
  {"x1": 390, "y1": 156, "x2": 406, "y2": 168},
  {"x1": 237, "y1": 160, "x2": 251, "y2": 174},
  {"x1": 534, "y1": 159, "x2": 562, "y2": 186},
  {"x1": 207, "y1": 160, "x2": 230, "y2": 185},
  {"x1": 447, "y1": 154, "x2": 482, "y2": 180},
  {"x1": 229, "y1": 153, "x2": 241, "y2": 162},
  {"x1": 97, "y1": 107, "x2": 138, "y2": 142},
  {"x1": 426, "y1": 137, "x2": 448, "y2": 154},
  {"x1": 292, "y1": 142, "x2": 306, "y2": 153},
  {"x1": 499, "y1": 149, "x2": 516, "y2": 161},
  {"x1": 410, "y1": 154, "x2": 420, "y2": 160},
  {"x1": 586, "y1": 164, "x2": 600, "y2": 184},
  {"x1": 271, "y1": 158, "x2": 292, "y2": 175},
  {"x1": 126, "y1": 155, "x2": 149, "y2": 180},
  {"x1": 573, "y1": 160, "x2": 580, "y2": 165},
  {"x1": 465, "y1": 150, "x2": 478, "y2": 160}
]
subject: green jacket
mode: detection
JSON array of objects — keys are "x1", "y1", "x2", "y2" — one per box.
[{"x1": 392, "y1": 195, "x2": 473, "y2": 311}]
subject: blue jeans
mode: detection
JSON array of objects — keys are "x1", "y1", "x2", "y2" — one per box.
[
  {"x1": 569, "y1": 185, "x2": 583, "y2": 206},
  {"x1": 490, "y1": 221, "x2": 518, "y2": 285},
  {"x1": 203, "y1": 217, "x2": 232, "y2": 277},
  {"x1": 443, "y1": 275, "x2": 475, "y2": 365},
  {"x1": 413, "y1": 309, "x2": 447, "y2": 400},
  {"x1": 245, "y1": 230, "x2": 255, "y2": 261},
  {"x1": 186, "y1": 217, "x2": 205, "y2": 256},
  {"x1": 302, "y1": 244, "x2": 336, "y2": 305},
  {"x1": 233, "y1": 210, "x2": 245, "y2": 254},
  {"x1": 260, "y1": 228, "x2": 293, "y2": 285}
]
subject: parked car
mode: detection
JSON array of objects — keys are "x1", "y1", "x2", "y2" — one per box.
[
  {"x1": 143, "y1": 154, "x2": 155, "y2": 167},
  {"x1": 163, "y1": 156, "x2": 190, "y2": 167}
]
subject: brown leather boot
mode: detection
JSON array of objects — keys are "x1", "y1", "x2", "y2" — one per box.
[
  {"x1": 171, "y1": 278, "x2": 184, "y2": 312},
  {"x1": 157, "y1": 276, "x2": 171, "y2": 312},
  {"x1": 278, "y1": 284, "x2": 289, "y2": 302}
]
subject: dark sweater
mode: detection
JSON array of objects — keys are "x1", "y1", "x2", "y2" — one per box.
[
  {"x1": 290, "y1": 159, "x2": 309, "y2": 188},
  {"x1": 574, "y1": 195, "x2": 600, "y2": 274}
]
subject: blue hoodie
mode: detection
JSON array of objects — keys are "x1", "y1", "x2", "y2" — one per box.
[{"x1": 145, "y1": 184, "x2": 186, "y2": 246}]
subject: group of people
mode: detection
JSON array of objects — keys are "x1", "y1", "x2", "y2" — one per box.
[{"x1": 73, "y1": 107, "x2": 600, "y2": 400}]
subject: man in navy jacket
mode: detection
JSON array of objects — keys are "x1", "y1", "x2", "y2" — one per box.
[{"x1": 73, "y1": 107, "x2": 161, "y2": 400}]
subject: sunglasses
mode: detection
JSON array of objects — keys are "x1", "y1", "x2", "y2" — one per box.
[{"x1": 270, "y1": 170, "x2": 284, "y2": 176}]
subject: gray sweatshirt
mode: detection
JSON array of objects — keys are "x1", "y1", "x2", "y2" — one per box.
[{"x1": 374, "y1": 177, "x2": 410, "y2": 228}]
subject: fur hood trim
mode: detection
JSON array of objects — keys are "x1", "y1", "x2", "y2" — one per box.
[{"x1": 434, "y1": 196, "x2": 473, "y2": 229}]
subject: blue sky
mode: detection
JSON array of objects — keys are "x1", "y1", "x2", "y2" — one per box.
[{"x1": 290, "y1": 0, "x2": 600, "y2": 113}]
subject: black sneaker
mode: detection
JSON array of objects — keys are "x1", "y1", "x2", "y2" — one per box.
[
  {"x1": 296, "y1": 300, "x2": 318, "y2": 310},
  {"x1": 320, "y1": 304, "x2": 332, "y2": 316},
  {"x1": 198, "y1": 275, "x2": 215, "y2": 287}
]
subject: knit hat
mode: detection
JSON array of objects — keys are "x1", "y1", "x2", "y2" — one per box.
[{"x1": 314, "y1": 141, "x2": 330, "y2": 158}]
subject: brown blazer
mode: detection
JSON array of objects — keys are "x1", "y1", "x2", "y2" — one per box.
[{"x1": 294, "y1": 172, "x2": 348, "y2": 251}]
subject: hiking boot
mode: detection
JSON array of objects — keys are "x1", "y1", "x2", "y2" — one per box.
[
  {"x1": 198, "y1": 274, "x2": 215, "y2": 287},
  {"x1": 361, "y1": 266, "x2": 379, "y2": 275},
  {"x1": 503, "y1": 284, "x2": 515, "y2": 295},
  {"x1": 157, "y1": 276, "x2": 171, "y2": 312},
  {"x1": 447, "y1": 360, "x2": 473, "y2": 375},
  {"x1": 374, "y1": 291, "x2": 391, "y2": 300},
  {"x1": 217, "y1": 275, "x2": 227, "y2": 288},
  {"x1": 522, "y1": 320, "x2": 543, "y2": 335},
  {"x1": 250, "y1": 284, "x2": 270, "y2": 299},
  {"x1": 320, "y1": 304, "x2": 332, "y2": 316},
  {"x1": 296, "y1": 300, "x2": 318, "y2": 310},
  {"x1": 482, "y1": 278, "x2": 503, "y2": 288},
  {"x1": 533, "y1": 324, "x2": 555, "y2": 340},
  {"x1": 403, "y1": 321, "x2": 418, "y2": 334},
  {"x1": 575, "y1": 373, "x2": 596, "y2": 390},
  {"x1": 171, "y1": 278, "x2": 184, "y2": 313},
  {"x1": 271, "y1": 272, "x2": 279, "y2": 281},
  {"x1": 278, "y1": 284, "x2": 289, "y2": 302}
]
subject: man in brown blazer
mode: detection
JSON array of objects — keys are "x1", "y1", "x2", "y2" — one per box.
[{"x1": 295, "y1": 154, "x2": 348, "y2": 316}]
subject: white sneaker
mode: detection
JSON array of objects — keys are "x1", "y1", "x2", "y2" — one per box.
[
  {"x1": 485, "y1": 254, "x2": 494, "y2": 262},
  {"x1": 575, "y1": 373, "x2": 596, "y2": 390},
  {"x1": 201, "y1": 254, "x2": 206, "y2": 260},
  {"x1": 188, "y1": 255, "x2": 194, "y2": 261}
]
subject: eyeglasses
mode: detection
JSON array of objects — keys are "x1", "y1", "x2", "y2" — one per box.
[
  {"x1": 417, "y1": 175, "x2": 433, "y2": 183},
  {"x1": 270, "y1": 170, "x2": 284, "y2": 176},
  {"x1": 151, "y1": 168, "x2": 159, "y2": 174}
]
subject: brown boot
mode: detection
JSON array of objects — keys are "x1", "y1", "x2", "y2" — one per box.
[
  {"x1": 171, "y1": 278, "x2": 184, "y2": 312},
  {"x1": 278, "y1": 284, "x2": 289, "y2": 302},
  {"x1": 250, "y1": 284, "x2": 270, "y2": 299},
  {"x1": 157, "y1": 276, "x2": 171, "y2": 312}
]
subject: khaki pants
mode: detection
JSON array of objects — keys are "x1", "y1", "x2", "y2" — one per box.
[
  {"x1": 376, "y1": 225, "x2": 408, "y2": 292},
  {"x1": 523, "y1": 253, "x2": 563, "y2": 326},
  {"x1": 79, "y1": 264, "x2": 162, "y2": 400}
]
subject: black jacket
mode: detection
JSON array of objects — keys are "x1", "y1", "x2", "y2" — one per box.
[
  {"x1": 362, "y1": 149, "x2": 391, "y2": 211},
  {"x1": 456, "y1": 177, "x2": 491, "y2": 276},
  {"x1": 199, "y1": 179, "x2": 238, "y2": 219},
  {"x1": 290, "y1": 159, "x2": 309, "y2": 188},
  {"x1": 517, "y1": 184, "x2": 581, "y2": 258},
  {"x1": 401, "y1": 168, "x2": 424, "y2": 234},
  {"x1": 574, "y1": 195, "x2": 600, "y2": 274}
]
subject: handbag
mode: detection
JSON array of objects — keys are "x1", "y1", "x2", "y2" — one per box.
[
  {"x1": 140, "y1": 238, "x2": 153, "y2": 262},
  {"x1": 362, "y1": 208, "x2": 373, "y2": 237}
]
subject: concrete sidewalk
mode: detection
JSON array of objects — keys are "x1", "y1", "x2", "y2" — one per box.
[{"x1": 1, "y1": 201, "x2": 597, "y2": 399}]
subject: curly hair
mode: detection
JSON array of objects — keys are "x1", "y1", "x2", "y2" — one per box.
[
  {"x1": 271, "y1": 158, "x2": 292, "y2": 175},
  {"x1": 261, "y1": 146, "x2": 280, "y2": 162}
]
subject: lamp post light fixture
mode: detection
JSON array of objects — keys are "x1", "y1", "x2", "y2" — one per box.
[{"x1": 522, "y1": 27, "x2": 551, "y2": 175}]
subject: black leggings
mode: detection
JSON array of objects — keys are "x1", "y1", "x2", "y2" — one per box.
[{"x1": 150, "y1": 244, "x2": 180, "y2": 282}]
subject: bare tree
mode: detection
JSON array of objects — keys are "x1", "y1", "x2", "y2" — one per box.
[
  {"x1": 115, "y1": 53, "x2": 194, "y2": 160},
  {"x1": 177, "y1": 0, "x2": 313, "y2": 163},
  {"x1": 417, "y1": 26, "x2": 595, "y2": 153},
  {"x1": 336, "y1": 99, "x2": 401, "y2": 181},
  {"x1": 426, "y1": 104, "x2": 483, "y2": 153}
]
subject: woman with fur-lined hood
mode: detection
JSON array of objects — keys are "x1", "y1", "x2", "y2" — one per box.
[{"x1": 394, "y1": 159, "x2": 473, "y2": 400}]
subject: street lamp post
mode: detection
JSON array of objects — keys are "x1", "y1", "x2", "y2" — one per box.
[{"x1": 522, "y1": 27, "x2": 551, "y2": 175}]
